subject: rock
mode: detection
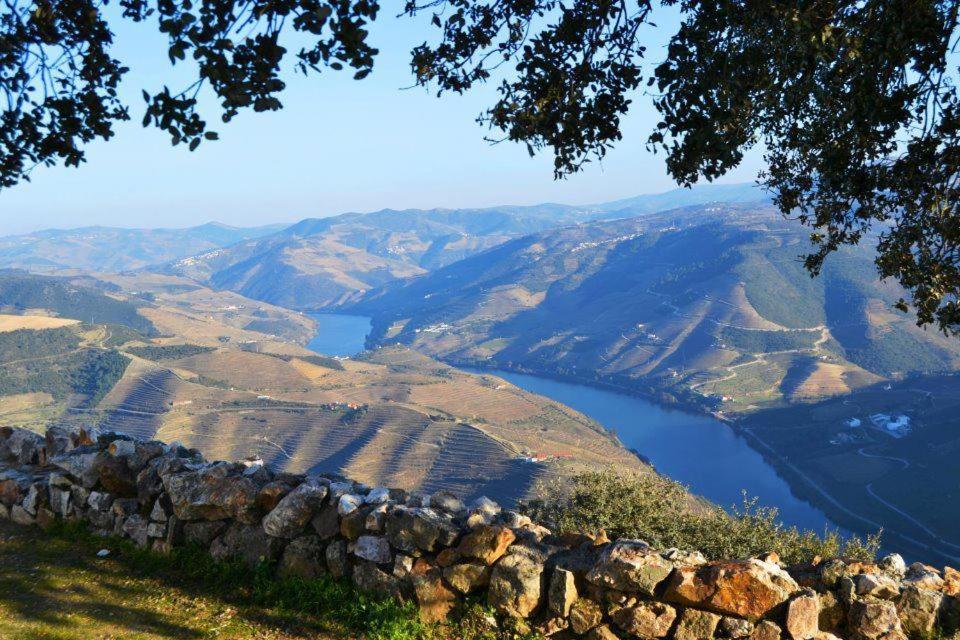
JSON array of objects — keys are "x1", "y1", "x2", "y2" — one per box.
[
  {"x1": 855, "y1": 573, "x2": 899, "y2": 599},
  {"x1": 611, "y1": 601, "x2": 677, "y2": 638},
  {"x1": 97, "y1": 456, "x2": 138, "y2": 498},
  {"x1": 340, "y1": 505, "x2": 371, "y2": 541},
  {"x1": 338, "y1": 494, "x2": 363, "y2": 516},
  {"x1": 0, "y1": 503, "x2": 8, "y2": 520},
  {"x1": 784, "y1": 589, "x2": 820, "y2": 640},
  {"x1": 721, "y1": 617, "x2": 756, "y2": 639},
  {"x1": 818, "y1": 590, "x2": 845, "y2": 634},
  {"x1": 364, "y1": 488, "x2": 391, "y2": 505},
  {"x1": 147, "y1": 521, "x2": 167, "y2": 538},
  {"x1": 108, "y1": 439, "x2": 136, "y2": 458},
  {"x1": 183, "y1": 520, "x2": 228, "y2": 546},
  {"x1": 570, "y1": 597, "x2": 604, "y2": 635},
  {"x1": 136, "y1": 465, "x2": 163, "y2": 506},
  {"x1": 326, "y1": 540, "x2": 349, "y2": 579},
  {"x1": 878, "y1": 554, "x2": 907, "y2": 579},
  {"x1": 278, "y1": 535, "x2": 326, "y2": 579},
  {"x1": 944, "y1": 566, "x2": 960, "y2": 597},
  {"x1": 261, "y1": 481, "x2": 328, "y2": 538},
  {"x1": 209, "y1": 522, "x2": 285, "y2": 567},
  {"x1": 585, "y1": 539, "x2": 674, "y2": 596},
  {"x1": 21, "y1": 483, "x2": 43, "y2": 515},
  {"x1": 10, "y1": 504, "x2": 34, "y2": 526},
  {"x1": 385, "y1": 507, "x2": 460, "y2": 553},
  {"x1": 664, "y1": 558, "x2": 800, "y2": 621},
  {"x1": 256, "y1": 480, "x2": 294, "y2": 513},
  {"x1": 895, "y1": 585, "x2": 942, "y2": 636},
  {"x1": 488, "y1": 545, "x2": 546, "y2": 618},
  {"x1": 549, "y1": 567, "x2": 578, "y2": 617},
  {"x1": 412, "y1": 565, "x2": 458, "y2": 623},
  {"x1": 586, "y1": 624, "x2": 621, "y2": 640},
  {"x1": 353, "y1": 561, "x2": 403, "y2": 600},
  {"x1": 163, "y1": 465, "x2": 260, "y2": 524},
  {"x1": 0, "y1": 470, "x2": 31, "y2": 506},
  {"x1": 457, "y1": 525, "x2": 516, "y2": 565},
  {"x1": 44, "y1": 426, "x2": 75, "y2": 458},
  {"x1": 352, "y1": 535, "x2": 393, "y2": 564},
  {"x1": 750, "y1": 620, "x2": 783, "y2": 640},
  {"x1": 365, "y1": 503, "x2": 388, "y2": 532},
  {"x1": 393, "y1": 554, "x2": 415, "y2": 579},
  {"x1": 429, "y1": 491, "x2": 463, "y2": 513},
  {"x1": 149, "y1": 498, "x2": 169, "y2": 522},
  {"x1": 904, "y1": 563, "x2": 945, "y2": 591},
  {"x1": 49, "y1": 486, "x2": 71, "y2": 517},
  {"x1": 673, "y1": 607, "x2": 722, "y2": 640},
  {"x1": 311, "y1": 503, "x2": 340, "y2": 540},
  {"x1": 86, "y1": 507, "x2": 114, "y2": 532},
  {"x1": 443, "y1": 562, "x2": 491, "y2": 594},
  {"x1": 122, "y1": 514, "x2": 150, "y2": 548},
  {"x1": 52, "y1": 448, "x2": 106, "y2": 489},
  {"x1": 847, "y1": 599, "x2": 907, "y2": 640},
  {"x1": 4, "y1": 428, "x2": 43, "y2": 465}
]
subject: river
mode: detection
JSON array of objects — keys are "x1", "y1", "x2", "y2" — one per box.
[{"x1": 307, "y1": 313, "x2": 840, "y2": 534}]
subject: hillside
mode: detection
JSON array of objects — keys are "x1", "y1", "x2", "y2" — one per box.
[
  {"x1": 348, "y1": 204, "x2": 960, "y2": 412},
  {"x1": 0, "y1": 272, "x2": 648, "y2": 505},
  {"x1": 0, "y1": 222, "x2": 285, "y2": 273},
  {"x1": 162, "y1": 184, "x2": 767, "y2": 311}
]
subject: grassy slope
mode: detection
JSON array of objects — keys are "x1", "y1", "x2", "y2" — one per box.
[{"x1": 0, "y1": 520, "x2": 347, "y2": 640}]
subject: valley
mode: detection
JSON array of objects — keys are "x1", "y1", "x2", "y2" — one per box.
[{"x1": 2, "y1": 185, "x2": 960, "y2": 566}]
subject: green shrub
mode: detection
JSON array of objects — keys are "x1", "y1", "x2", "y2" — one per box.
[
  {"x1": 127, "y1": 343, "x2": 215, "y2": 360},
  {"x1": 523, "y1": 470, "x2": 881, "y2": 565}
]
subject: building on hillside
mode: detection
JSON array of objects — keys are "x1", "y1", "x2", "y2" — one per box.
[{"x1": 868, "y1": 413, "x2": 912, "y2": 438}]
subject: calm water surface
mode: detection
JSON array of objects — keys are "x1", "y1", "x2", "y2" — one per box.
[
  {"x1": 306, "y1": 314, "x2": 840, "y2": 534},
  {"x1": 306, "y1": 314, "x2": 371, "y2": 357}
]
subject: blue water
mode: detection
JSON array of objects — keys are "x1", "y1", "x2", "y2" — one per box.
[
  {"x1": 305, "y1": 313, "x2": 840, "y2": 534},
  {"x1": 463, "y1": 368, "x2": 842, "y2": 534},
  {"x1": 306, "y1": 314, "x2": 372, "y2": 357}
]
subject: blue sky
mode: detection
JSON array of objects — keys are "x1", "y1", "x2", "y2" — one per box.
[{"x1": 0, "y1": 7, "x2": 763, "y2": 235}]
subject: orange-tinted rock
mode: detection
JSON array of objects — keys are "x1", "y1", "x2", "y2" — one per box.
[
  {"x1": 458, "y1": 525, "x2": 515, "y2": 565},
  {"x1": 664, "y1": 559, "x2": 799, "y2": 621},
  {"x1": 611, "y1": 601, "x2": 677, "y2": 638},
  {"x1": 784, "y1": 589, "x2": 820, "y2": 640}
]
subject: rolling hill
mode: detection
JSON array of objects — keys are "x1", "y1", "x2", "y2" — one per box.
[
  {"x1": 0, "y1": 222, "x2": 286, "y2": 273},
  {"x1": 347, "y1": 203, "x2": 960, "y2": 412},
  {"x1": 161, "y1": 184, "x2": 768, "y2": 310},
  {"x1": 0, "y1": 271, "x2": 649, "y2": 505}
]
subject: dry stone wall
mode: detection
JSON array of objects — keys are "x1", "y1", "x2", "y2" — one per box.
[{"x1": 2, "y1": 424, "x2": 959, "y2": 640}]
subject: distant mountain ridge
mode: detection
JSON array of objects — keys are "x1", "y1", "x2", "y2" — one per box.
[
  {"x1": 161, "y1": 183, "x2": 768, "y2": 310},
  {"x1": 0, "y1": 222, "x2": 287, "y2": 273},
  {"x1": 346, "y1": 202, "x2": 960, "y2": 411}
]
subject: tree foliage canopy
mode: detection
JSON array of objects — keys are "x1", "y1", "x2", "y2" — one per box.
[{"x1": 2, "y1": 0, "x2": 959, "y2": 333}]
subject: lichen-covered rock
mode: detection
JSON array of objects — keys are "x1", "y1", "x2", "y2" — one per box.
[
  {"x1": 855, "y1": 573, "x2": 900, "y2": 599},
  {"x1": 673, "y1": 607, "x2": 722, "y2": 640},
  {"x1": 751, "y1": 620, "x2": 783, "y2": 640},
  {"x1": 163, "y1": 464, "x2": 260, "y2": 524},
  {"x1": 664, "y1": 558, "x2": 800, "y2": 621},
  {"x1": 311, "y1": 503, "x2": 340, "y2": 540},
  {"x1": 847, "y1": 599, "x2": 907, "y2": 640},
  {"x1": 443, "y1": 562, "x2": 491, "y2": 594},
  {"x1": 51, "y1": 447, "x2": 105, "y2": 489},
  {"x1": 549, "y1": 567, "x2": 578, "y2": 617},
  {"x1": 611, "y1": 601, "x2": 677, "y2": 638},
  {"x1": 261, "y1": 481, "x2": 327, "y2": 538},
  {"x1": 784, "y1": 589, "x2": 820, "y2": 640},
  {"x1": 457, "y1": 525, "x2": 515, "y2": 565},
  {"x1": 122, "y1": 514, "x2": 150, "y2": 548},
  {"x1": 586, "y1": 624, "x2": 621, "y2": 640},
  {"x1": 894, "y1": 585, "x2": 942, "y2": 636},
  {"x1": 385, "y1": 506, "x2": 460, "y2": 553},
  {"x1": 569, "y1": 597, "x2": 604, "y2": 635},
  {"x1": 878, "y1": 554, "x2": 907, "y2": 580},
  {"x1": 721, "y1": 616, "x2": 756, "y2": 638},
  {"x1": 352, "y1": 535, "x2": 393, "y2": 564},
  {"x1": 586, "y1": 539, "x2": 674, "y2": 596},
  {"x1": 209, "y1": 522, "x2": 285, "y2": 567},
  {"x1": 326, "y1": 539, "x2": 349, "y2": 579},
  {"x1": 488, "y1": 545, "x2": 546, "y2": 618}
]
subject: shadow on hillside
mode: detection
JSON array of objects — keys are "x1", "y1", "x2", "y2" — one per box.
[{"x1": 0, "y1": 520, "x2": 322, "y2": 639}]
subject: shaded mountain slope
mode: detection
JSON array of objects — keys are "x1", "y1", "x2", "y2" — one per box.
[{"x1": 348, "y1": 204, "x2": 960, "y2": 411}]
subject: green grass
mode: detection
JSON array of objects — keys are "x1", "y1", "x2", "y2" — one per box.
[{"x1": 0, "y1": 519, "x2": 542, "y2": 640}]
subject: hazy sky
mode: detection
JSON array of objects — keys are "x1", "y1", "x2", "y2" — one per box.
[{"x1": 0, "y1": 8, "x2": 763, "y2": 235}]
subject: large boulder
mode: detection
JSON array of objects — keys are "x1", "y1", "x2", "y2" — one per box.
[
  {"x1": 51, "y1": 447, "x2": 106, "y2": 489},
  {"x1": 664, "y1": 558, "x2": 800, "y2": 621},
  {"x1": 261, "y1": 481, "x2": 327, "y2": 538},
  {"x1": 385, "y1": 506, "x2": 460, "y2": 553},
  {"x1": 98, "y1": 456, "x2": 137, "y2": 497},
  {"x1": 487, "y1": 545, "x2": 546, "y2": 618},
  {"x1": 586, "y1": 539, "x2": 674, "y2": 596},
  {"x1": 895, "y1": 586, "x2": 942, "y2": 636},
  {"x1": 163, "y1": 464, "x2": 260, "y2": 523}
]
